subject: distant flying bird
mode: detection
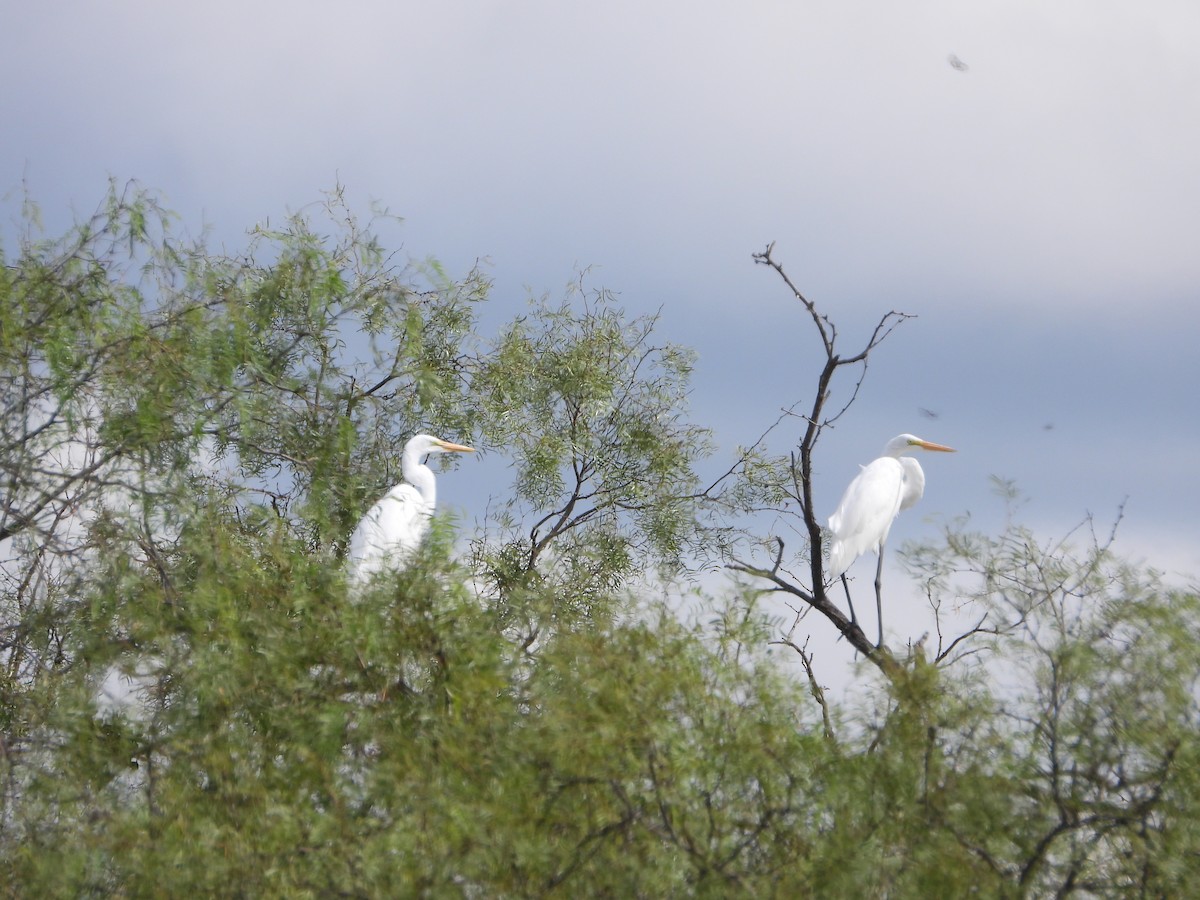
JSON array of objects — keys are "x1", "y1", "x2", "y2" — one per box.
[
  {"x1": 918, "y1": 407, "x2": 940, "y2": 420},
  {"x1": 348, "y1": 434, "x2": 474, "y2": 585},
  {"x1": 827, "y1": 434, "x2": 956, "y2": 645},
  {"x1": 948, "y1": 54, "x2": 970, "y2": 72}
]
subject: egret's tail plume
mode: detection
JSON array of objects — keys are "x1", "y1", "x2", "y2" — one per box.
[{"x1": 828, "y1": 541, "x2": 849, "y2": 579}]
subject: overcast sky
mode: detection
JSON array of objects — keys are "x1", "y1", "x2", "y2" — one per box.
[{"x1": 5, "y1": 1, "x2": 1199, "y2": 645}]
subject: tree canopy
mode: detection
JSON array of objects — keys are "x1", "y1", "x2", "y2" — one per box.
[{"x1": 2, "y1": 181, "x2": 1197, "y2": 897}]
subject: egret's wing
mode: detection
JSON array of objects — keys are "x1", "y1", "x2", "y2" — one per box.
[
  {"x1": 897, "y1": 457, "x2": 927, "y2": 512},
  {"x1": 347, "y1": 484, "x2": 431, "y2": 583},
  {"x1": 827, "y1": 458, "x2": 905, "y2": 576}
]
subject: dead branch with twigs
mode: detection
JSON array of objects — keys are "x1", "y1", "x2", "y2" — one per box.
[{"x1": 705, "y1": 243, "x2": 916, "y2": 678}]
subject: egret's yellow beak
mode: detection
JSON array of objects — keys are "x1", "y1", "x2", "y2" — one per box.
[
  {"x1": 915, "y1": 440, "x2": 956, "y2": 453},
  {"x1": 435, "y1": 440, "x2": 475, "y2": 453}
]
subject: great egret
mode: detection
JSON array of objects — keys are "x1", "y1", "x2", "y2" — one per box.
[
  {"x1": 347, "y1": 434, "x2": 474, "y2": 584},
  {"x1": 827, "y1": 433, "x2": 955, "y2": 645}
]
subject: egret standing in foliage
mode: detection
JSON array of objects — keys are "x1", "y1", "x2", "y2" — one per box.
[
  {"x1": 827, "y1": 433, "x2": 955, "y2": 645},
  {"x1": 348, "y1": 434, "x2": 474, "y2": 584}
]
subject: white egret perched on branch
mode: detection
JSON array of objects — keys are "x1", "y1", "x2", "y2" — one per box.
[
  {"x1": 347, "y1": 434, "x2": 474, "y2": 585},
  {"x1": 827, "y1": 433, "x2": 955, "y2": 646}
]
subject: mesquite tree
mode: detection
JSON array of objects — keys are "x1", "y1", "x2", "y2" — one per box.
[{"x1": 2, "y1": 186, "x2": 1198, "y2": 896}]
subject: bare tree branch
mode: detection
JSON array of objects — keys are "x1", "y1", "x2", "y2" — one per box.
[{"x1": 720, "y1": 244, "x2": 915, "y2": 677}]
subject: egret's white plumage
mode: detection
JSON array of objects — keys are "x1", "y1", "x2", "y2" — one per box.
[
  {"x1": 827, "y1": 434, "x2": 954, "y2": 577},
  {"x1": 827, "y1": 434, "x2": 955, "y2": 646},
  {"x1": 347, "y1": 434, "x2": 474, "y2": 584}
]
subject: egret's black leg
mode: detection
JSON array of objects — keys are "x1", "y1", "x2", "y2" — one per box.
[
  {"x1": 839, "y1": 573, "x2": 858, "y2": 628},
  {"x1": 874, "y1": 548, "x2": 885, "y2": 647}
]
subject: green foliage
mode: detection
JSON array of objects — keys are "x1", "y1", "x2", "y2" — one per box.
[
  {"x1": 900, "y1": 512, "x2": 1200, "y2": 895},
  {"x1": 3, "y1": 183, "x2": 1200, "y2": 897},
  {"x1": 471, "y1": 285, "x2": 712, "y2": 629}
]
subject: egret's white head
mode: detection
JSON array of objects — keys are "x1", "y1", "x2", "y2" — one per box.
[
  {"x1": 407, "y1": 434, "x2": 475, "y2": 457},
  {"x1": 884, "y1": 434, "x2": 956, "y2": 457}
]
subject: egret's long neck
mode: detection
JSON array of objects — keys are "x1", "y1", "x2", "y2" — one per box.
[{"x1": 402, "y1": 449, "x2": 437, "y2": 508}]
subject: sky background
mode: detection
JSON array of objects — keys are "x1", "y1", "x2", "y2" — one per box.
[{"x1": 4, "y1": 1, "x2": 1198, "y2": 675}]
